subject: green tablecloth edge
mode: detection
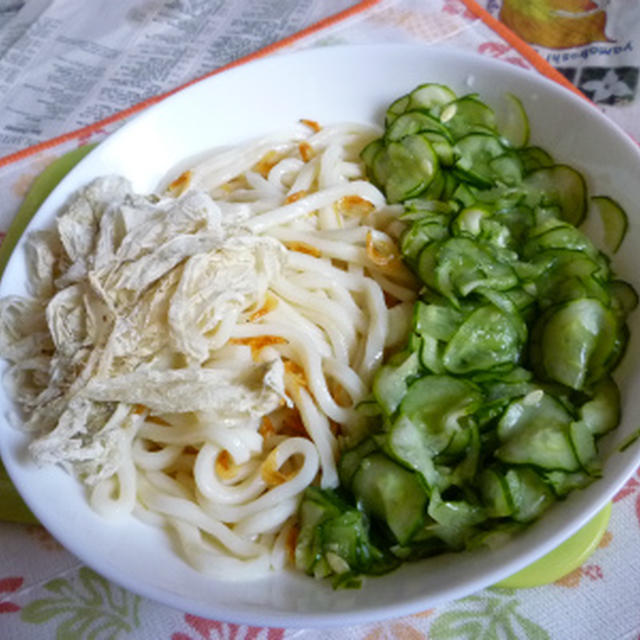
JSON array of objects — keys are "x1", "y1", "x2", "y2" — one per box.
[{"x1": 0, "y1": 144, "x2": 96, "y2": 524}]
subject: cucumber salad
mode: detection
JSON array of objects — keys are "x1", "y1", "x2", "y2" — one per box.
[{"x1": 294, "y1": 83, "x2": 637, "y2": 588}]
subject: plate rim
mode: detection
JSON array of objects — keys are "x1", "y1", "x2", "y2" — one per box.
[{"x1": 1, "y1": 42, "x2": 640, "y2": 628}]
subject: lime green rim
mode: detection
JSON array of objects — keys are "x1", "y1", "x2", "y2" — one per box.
[
  {"x1": 495, "y1": 502, "x2": 611, "y2": 588},
  {"x1": 0, "y1": 145, "x2": 96, "y2": 525},
  {"x1": 0, "y1": 144, "x2": 96, "y2": 278}
]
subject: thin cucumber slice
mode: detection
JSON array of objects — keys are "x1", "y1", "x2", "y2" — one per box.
[
  {"x1": 440, "y1": 420, "x2": 472, "y2": 458},
  {"x1": 416, "y1": 242, "x2": 439, "y2": 290},
  {"x1": 383, "y1": 145, "x2": 428, "y2": 203},
  {"x1": 399, "y1": 375, "x2": 482, "y2": 455},
  {"x1": 387, "y1": 414, "x2": 441, "y2": 489},
  {"x1": 427, "y1": 489, "x2": 486, "y2": 548},
  {"x1": 497, "y1": 92, "x2": 530, "y2": 148},
  {"x1": 408, "y1": 83, "x2": 458, "y2": 115},
  {"x1": 452, "y1": 205, "x2": 491, "y2": 236},
  {"x1": 504, "y1": 467, "x2": 555, "y2": 522},
  {"x1": 338, "y1": 437, "x2": 380, "y2": 488},
  {"x1": 424, "y1": 132, "x2": 456, "y2": 166},
  {"x1": 413, "y1": 302, "x2": 464, "y2": 342},
  {"x1": 582, "y1": 195, "x2": 629, "y2": 254},
  {"x1": 385, "y1": 83, "x2": 458, "y2": 126},
  {"x1": 529, "y1": 248, "x2": 611, "y2": 310},
  {"x1": 317, "y1": 510, "x2": 373, "y2": 572},
  {"x1": 610, "y1": 279, "x2": 639, "y2": 316},
  {"x1": 449, "y1": 422, "x2": 481, "y2": 482},
  {"x1": 441, "y1": 96, "x2": 497, "y2": 140},
  {"x1": 496, "y1": 390, "x2": 580, "y2": 471},
  {"x1": 523, "y1": 164, "x2": 588, "y2": 227},
  {"x1": 454, "y1": 133, "x2": 507, "y2": 188},
  {"x1": 384, "y1": 134, "x2": 439, "y2": 203},
  {"x1": 497, "y1": 389, "x2": 571, "y2": 440},
  {"x1": 373, "y1": 350, "x2": 420, "y2": 416},
  {"x1": 524, "y1": 223, "x2": 600, "y2": 261},
  {"x1": 385, "y1": 94, "x2": 411, "y2": 127},
  {"x1": 542, "y1": 470, "x2": 592, "y2": 497},
  {"x1": 418, "y1": 334, "x2": 445, "y2": 374},
  {"x1": 400, "y1": 219, "x2": 449, "y2": 264},
  {"x1": 295, "y1": 487, "x2": 352, "y2": 574},
  {"x1": 435, "y1": 237, "x2": 518, "y2": 303},
  {"x1": 442, "y1": 305, "x2": 525, "y2": 375},
  {"x1": 497, "y1": 419, "x2": 578, "y2": 471},
  {"x1": 385, "y1": 109, "x2": 451, "y2": 142},
  {"x1": 352, "y1": 453, "x2": 428, "y2": 545},
  {"x1": 360, "y1": 138, "x2": 384, "y2": 170},
  {"x1": 518, "y1": 146, "x2": 554, "y2": 173},
  {"x1": 295, "y1": 487, "x2": 399, "y2": 581},
  {"x1": 371, "y1": 144, "x2": 392, "y2": 188},
  {"x1": 488, "y1": 152, "x2": 524, "y2": 186},
  {"x1": 401, "y1": 198, "x2": 457, "y2": 217},
  {"x1": 569, "y1": 419, "x2": 601, "y2": 476},
  {"x1": 480, "y1": 468, "x2": 514, "y2": 517},
  {"x1": 579, "y1": 377, "x2": 620, "y2": 436},
  {"x1": 538, "y1": 298, "x2": 619, "y2": 390},
  {"x1": 423, "y1": 169, "x2": 446, "y2": 200}
]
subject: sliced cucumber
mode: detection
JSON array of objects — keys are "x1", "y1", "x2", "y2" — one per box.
[
  {"x1": 352, "y1": 453, "x2": 428, "y2": 544},
  {"x1": 307, "y1": 81, "x2": 637, "y2": 586},
  {"x1": 385, "y1": 109, "x2": 450, "y2": 142},
  {"x1": 504, "y1": 467, "x2": 555, "y2": 522},
  {"x1": 338, "y1": 437, "x2": 381, "y2": 488},
  {"x1": 524, "y1": 223, "x2": 599, "y2": 260},
  {"x1": 385, "y1": 83, "x2": 457, "y2": 126},
  {"x1": 384, "y1": 134, "x2": 439, "y2": 203},
  {"x1": 407, "y1": 83, "x2": 458, "y2": 116},
  {"x1": 400, "y1": 219, "x2": 449, "y2": 264},
  {"x1": 489, "y1": 152, "x2": 524, "y2": 186},
  {"x1": 582, "y1": 195, "x2": 629, "y2": 254},
  {"x1": 399, "y1": 375, "x2": 481, "y2": 455},
  {"x1": 442, "y1": 305, "x2": 525, "y2": 374},
  {"x1": 518, "y1": 146, "x2": 554, "y2": 173},
  {"x1": 435, "y1": 237, "x2": 518, "y2": 302},
  {"x1": 427, "y1": 489, "x2": 486, "y2": 548},
  {"x1": 441, "y1": 96, "x2": 497, "y2": 140},
  {"x1": 360, "y1": 138, "x2": 384, "y2": 169},
  {"x1": 496, "y1": 391, "x2": 579, "y2": 471},
  {"x1": 579, "y1": 376, "x2": 620, "y2": 436},
  {"x1": 413, "y1": 301, "x2": 464, "y2": 342},
  {"x1": 454, "y1": 133, "x2": 507, "y2": 188},
  {"x1": 569, "y1": 419, "x2": 600, "y2": 476},
  {"x1": 295, "y1": 487, "x2": 399, "y2": 582},
  {"x1": 387, "y1": 414, "x2": 441, "y2": 489},
  {"x1": 480, "y1": 468, "x2": 514, "y2": 517},
  {"x1": 537, "y1": 298, "x2": 619, "y2": 390},
  {"x1": 497, "y1": 92, "x2": 530, "y2": 148},
  {"x1": 372, "y1": 350, "x2": 420, "y2": 416},
  {"x1": 610, "y1": 279, "x2": 639, "y2": 316},
  {"x1": 452, "y1": 205, "x2": 491, "y2": 236},
  {"x1": 523, "y1": 165, "x2": 588, "y2": 227},
  {"x1": 542, "y1": 470, "x2": 592, "y2": 497}
]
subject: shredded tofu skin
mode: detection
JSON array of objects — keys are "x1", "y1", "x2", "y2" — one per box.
[{"x1": 0, "y1": 121, "x2": 416, "y2": 579}]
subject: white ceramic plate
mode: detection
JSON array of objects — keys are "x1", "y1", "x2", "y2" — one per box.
[{"x1": 1, "y1": 44, "x2": 640, "y2": 628}]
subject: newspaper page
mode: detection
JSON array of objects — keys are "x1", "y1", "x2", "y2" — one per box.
[
  {"x1": 481, "y1": 0, "x2": 640, "y2": 139},
  {"x1": 0, "y1": 0, "x2": 370, "y2": 158}
]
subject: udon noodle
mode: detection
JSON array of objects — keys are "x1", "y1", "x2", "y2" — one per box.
[{"x1": 0, "y1": 120, "x2": 417, "y2": 578}]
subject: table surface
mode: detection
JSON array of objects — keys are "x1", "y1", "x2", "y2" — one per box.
[{"x1": 1, "y1": 1, "x2": 640, "y2": 639}]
